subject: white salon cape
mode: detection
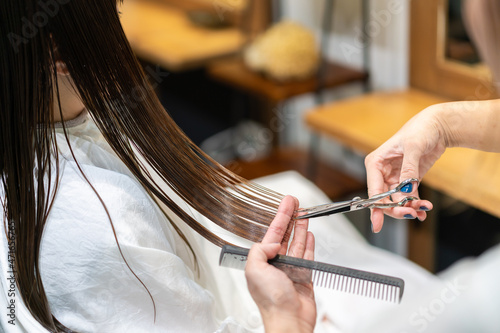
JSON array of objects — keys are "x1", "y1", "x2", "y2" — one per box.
[{"x1": 1, "y1": 112, "x2": 500, "y2": 332}]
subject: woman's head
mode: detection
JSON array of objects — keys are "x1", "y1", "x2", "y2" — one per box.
[{"x1": 2, "y1": 1, "x2": 282, "y2": 331}]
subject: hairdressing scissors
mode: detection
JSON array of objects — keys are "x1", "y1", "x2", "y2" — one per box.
[{"x1": 295, "y1": 178, "x2": 419, "y2": 219}]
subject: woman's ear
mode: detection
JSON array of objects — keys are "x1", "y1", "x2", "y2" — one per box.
[{"x1": 56, "y1": 61, "x2": 70, "y2": 76}]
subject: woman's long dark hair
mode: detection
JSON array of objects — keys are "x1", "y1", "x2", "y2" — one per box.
[{"x1": 0, "y1": 0, "x2": 283, "y2": 331}]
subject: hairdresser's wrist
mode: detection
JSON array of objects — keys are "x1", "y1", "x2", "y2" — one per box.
[
  {"x1": 433, "y1": 99, "x2": 500, "y2": 152},
  {"x1": 428, "y1": 101, "x2": 465, "y2": 149}
]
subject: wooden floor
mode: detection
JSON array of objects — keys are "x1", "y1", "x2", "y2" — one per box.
[{"x1": 225, "y1": 148, "x2": 365, "y2": 200}]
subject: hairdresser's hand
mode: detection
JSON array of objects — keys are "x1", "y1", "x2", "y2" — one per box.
[
  {"x1": 365, "y1": 107, "x2": 442, "y2": 233},
  {"x1": 246, "y1": 196, "x2": 316, "y2": 333}
]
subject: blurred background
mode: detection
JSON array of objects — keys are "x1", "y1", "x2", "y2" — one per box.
[{"x1": 119, "y1": 0, "x2": 500, "y2": 274}]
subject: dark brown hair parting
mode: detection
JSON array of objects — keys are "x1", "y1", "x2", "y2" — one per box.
[{"x1": 0, "y1": 0, "x2": 284, "y2": 331}]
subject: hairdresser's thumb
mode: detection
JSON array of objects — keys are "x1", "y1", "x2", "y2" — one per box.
[{"x1": 400, "y1": 152, "x2": 420, "y2": 191}]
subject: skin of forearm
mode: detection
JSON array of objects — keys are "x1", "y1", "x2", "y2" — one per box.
[
  {"x1": 262, "y1": 312, "x2": 314, "y2": 333},
  {"x1": 434, "y1": 99, "x2": 500, "y2": 152}
]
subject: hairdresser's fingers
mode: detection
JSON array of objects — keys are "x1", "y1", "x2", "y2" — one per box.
[
  {"x1": 386, "y1": 199, "x2": 433, "y2": 220},
  {"x1": 303, "y1": 232, "x2": 315, "y2": 261},
  {"x1": 370, "y1": 208, "x2": 384, "y2": 233},
  {"x1": 288, "y1": 217, "x2": 309, "y2": 258},
  {"x1": 247, "y1": 243, "x2": 282, "y2": 274},
  {"x1": 262, "y1": 196, "x2": 297, "y2": 253},
  {"x1": 415, "y1": 200, "x2": 432, "y2": 221},
  {"x1": 280, "y1": 196, "x2": 301, "y2": 247},
  {"x1": 365, "y1": 150, "x2": 391, "y2": 199},
  {"x1": 246, "y1": 243, "x2": 285, "y2": 305},
  {"x1": 365, "y1": 153, "x2": 391, "y2": 232},
  {"x1": 371, "y1": 199, "x2": 433, "y2": 233}
]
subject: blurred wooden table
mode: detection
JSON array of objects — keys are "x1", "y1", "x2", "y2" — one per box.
[
  {"x1": 120, "y1": 0, "x2": 246, "y2": 71},
  {"x1": 208, "y1": 57, "x2": 368, "y2": 104},
  {"x1": 305, "y1": 88, "x2": 500, "y2": 270}
]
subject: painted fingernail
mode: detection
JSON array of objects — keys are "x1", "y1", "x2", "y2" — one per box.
[
  {"x1": 404, "y1": 214, "x2": 414, "y2": 219},
  {"x1": 419, "y1": 206, "x2": 430, "y2": 211}
]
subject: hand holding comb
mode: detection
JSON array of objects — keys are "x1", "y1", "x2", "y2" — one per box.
[{"x1": 219, "y1": 244, "x2": 405, "y2": 303}]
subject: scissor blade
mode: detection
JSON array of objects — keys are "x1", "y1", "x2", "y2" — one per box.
[{"x1": 295, "y1": 202, "x2": 353, "y2": 219}]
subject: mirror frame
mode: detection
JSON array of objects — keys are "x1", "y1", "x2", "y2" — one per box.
[{"x1": 410, "y1": 0, "x2": 497, "y2": 100}]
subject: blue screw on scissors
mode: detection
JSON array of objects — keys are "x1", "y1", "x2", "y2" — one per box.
[{"x1": 295, "y1": 178, "x2": 419, "y2": 219}]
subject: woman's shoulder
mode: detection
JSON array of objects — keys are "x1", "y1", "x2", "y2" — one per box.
[{"x1": 47, "y1": 160, "x2": 176, "y2": 250}]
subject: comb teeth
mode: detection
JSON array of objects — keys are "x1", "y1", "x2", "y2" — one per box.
[
  {"x1": 219, "y1": 245, "x2": 405, "y2": 304},
  {"x1": 311, "y1": 270, "x2": 402, "y2": 303}
]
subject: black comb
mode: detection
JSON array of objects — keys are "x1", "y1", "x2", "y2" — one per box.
[{"x1": 219, "y1": 245, "x2": 405, "y2": 303}]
